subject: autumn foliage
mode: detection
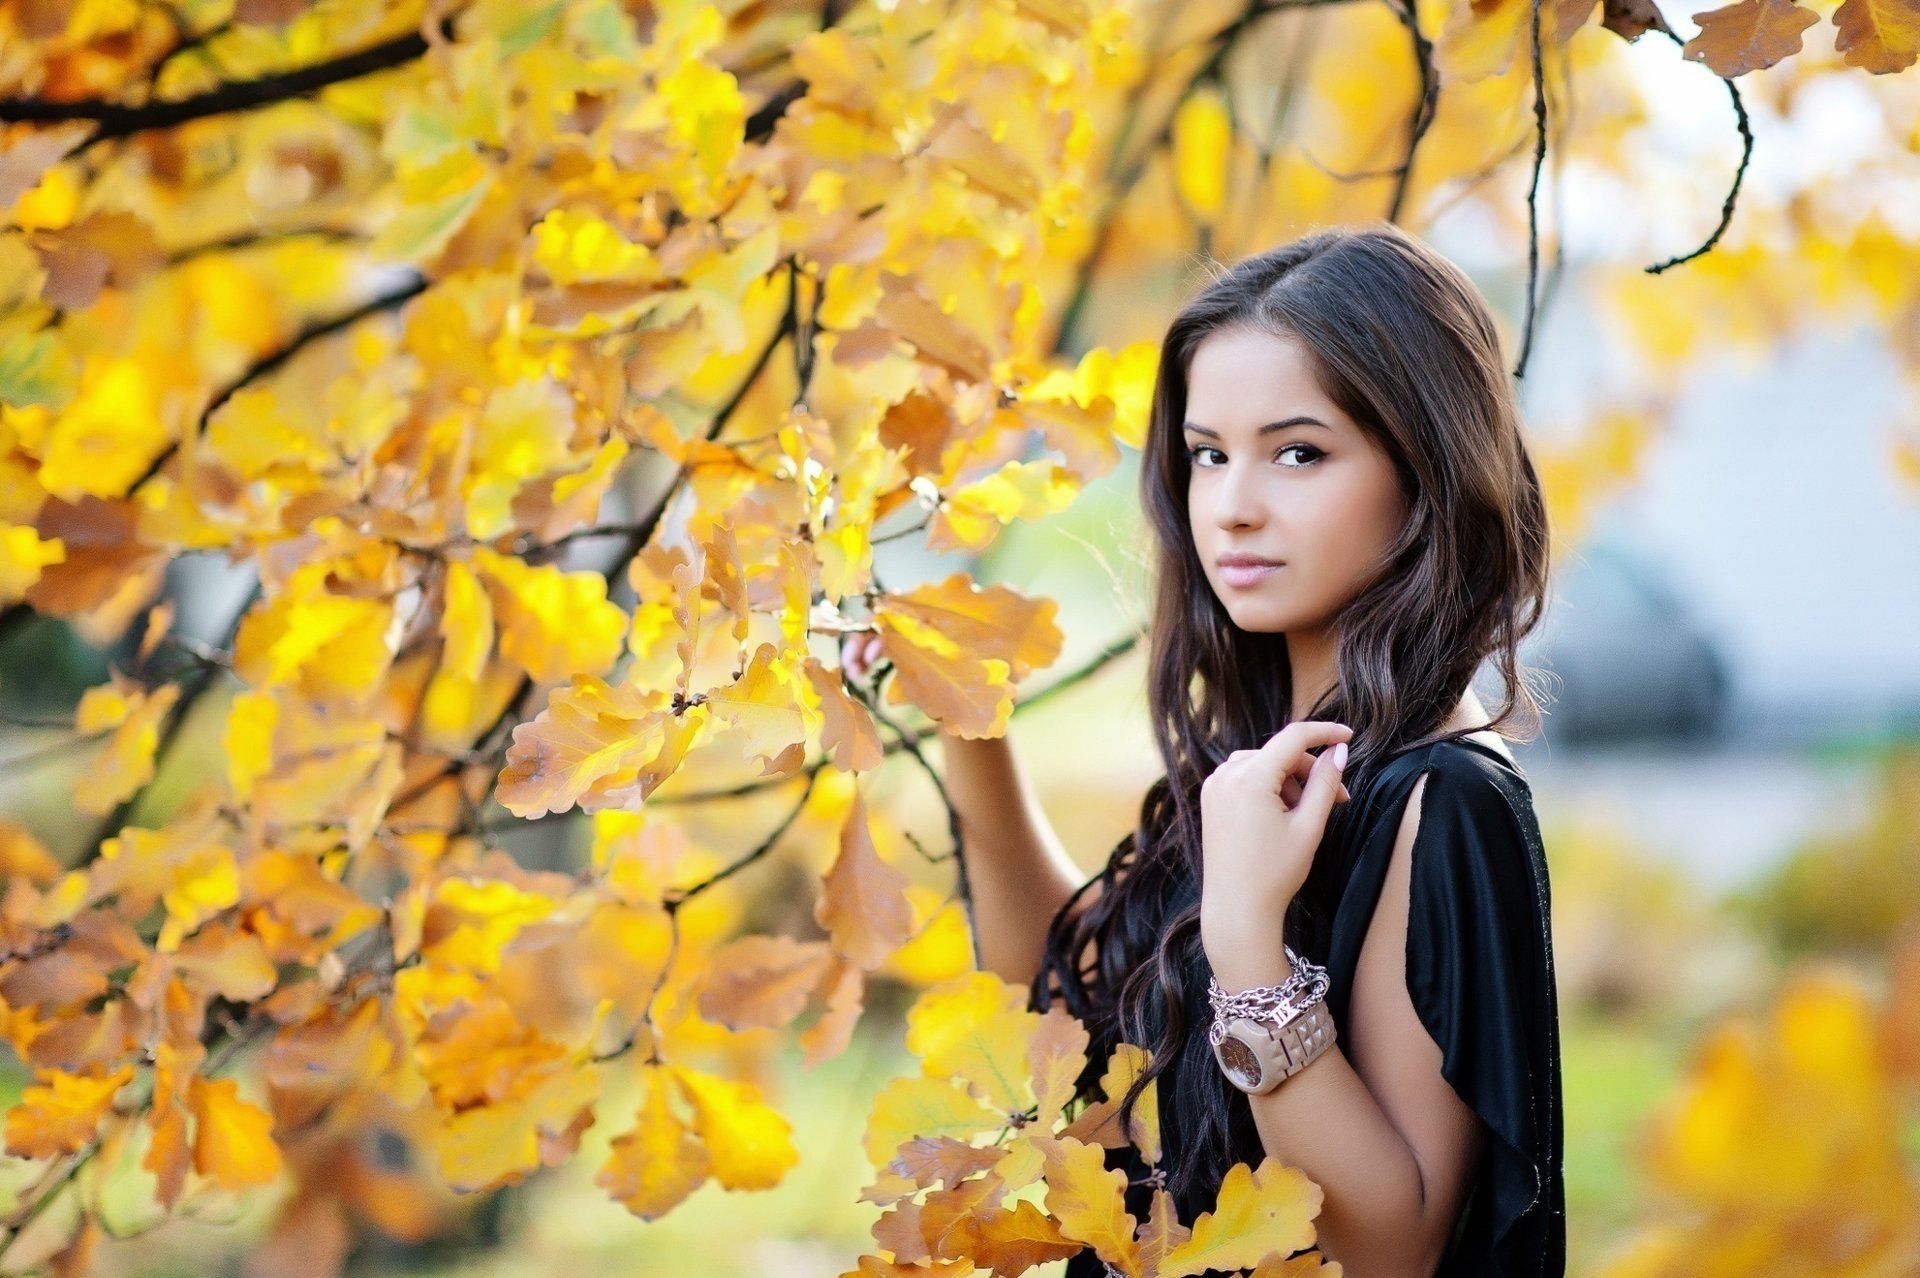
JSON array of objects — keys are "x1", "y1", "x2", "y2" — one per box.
[{"x1": 2, "y1": 0, "x2": 1920, "y2": 1273}]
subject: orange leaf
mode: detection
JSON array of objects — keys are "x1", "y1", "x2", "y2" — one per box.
[
  {"x1": 799, "y1": 951, "x2": 867, "y2": 1068},
  {"x1": 815, "y1": 790, "x2": 915, "y2": 970},
  {"x1": 1832, "y1": 0, "x2": 1920, "y2": 71},
  {"x1": 875, "y1": 572, "x2": 1063, "y2": 739},
  {"x1": 3, "y1": 1064, "x2": 135, "y2": 1159},
  {"x1": 187, "y1": 1074, "x2": 283, "y2": 1191}
]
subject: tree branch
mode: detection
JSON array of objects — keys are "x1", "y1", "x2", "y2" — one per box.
[
  {"x1": 128, "y1": 274, "x2": 428, "y2": 495},
  {"x1": 1514, "y1": 0, "x2": 1550, "y2": 380},
  {"x1": 1384, "y1": 0, "x2": 1440, "y2": 225},
  {"x1": 1643, "y1": 29, "x2": 1753, "y2": 275},
  {"x1": 0, "y1": 17, "x2": 458, "y2": 149}
]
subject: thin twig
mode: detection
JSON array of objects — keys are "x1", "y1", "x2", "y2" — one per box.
[
  {"x1": 1514, "y1": 0, "x2": 1550, "y2": 380},
  {"x1": 1643, "y1": 29, "x2": 1752, "y2": 274}
]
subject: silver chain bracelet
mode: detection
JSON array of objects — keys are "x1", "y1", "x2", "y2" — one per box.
[{"x1": 1205, "y1": 944, "x2": 1330, "y2": 1046}]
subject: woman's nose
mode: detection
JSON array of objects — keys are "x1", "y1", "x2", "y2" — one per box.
[{"x1": 1214, "y1": 464, "x2": 1265, "y2": 529}]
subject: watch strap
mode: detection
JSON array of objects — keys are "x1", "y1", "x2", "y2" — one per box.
[{"x1": 1212, "y1": 999, "x2": 1336, "y2": 1094}]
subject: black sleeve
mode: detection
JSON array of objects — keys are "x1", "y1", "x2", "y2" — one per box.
[{"x1": 1402, "y1": 757, "x2": 1566, "y2": 1276}]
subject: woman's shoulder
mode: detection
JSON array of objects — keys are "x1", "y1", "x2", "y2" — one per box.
[
  {"x1": 1349, "y1": 733, "x2": 1535, "y2": 846},
  {"x1": 1363, "y1": 731, "x2": 1525, "y2": 794}
]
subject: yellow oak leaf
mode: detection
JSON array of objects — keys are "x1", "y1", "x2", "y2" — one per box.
[
  {"x1": 672, "y1": 1065, "x2": 798, "y2": 1191},
  {"x1": 879, "y1": 889, "x2": 976, "y2": 988},
  {"x1": 232, "y1": 574, "x2": 396, "y2": 703},
  {"x1": 170, "y1": 921, "x2": 278, "y2": 1003},
  {"x1": 422, "y1": 877, "x2": 559, "y2": 975},
  {"x1": 927, "y1": 459, "x2": 1079, "y2": 554},
  {"x1": 1171, "y1": 86, "x2": 1231, "y2": 223},
  {"x1": 472, "y1": 548, "x2": 626, "y2": 684},
  {"x1": 966, "y1": 1198, "x2": 1084, "y2": 1274},
  {"x1": 803, "y1": 657, "x2": 885, "y2": 772},
  {"x1": 496, "y1": 681, "x2": 707, "y2": 817},
  {"x1": 887, "y1": 1134, "x2": 1007, "y2": 1191},
  {"x1": 72, "y1": 677, "x2": 179, "y2": 814},
  {"x1": 531, "y1": 207, "x2": 664, "y2": 286},
  {"x1": 1158, "y1": 1157, "x2": 1324, "y2": 1278},
  {"x1": 0, "y1": 521, "x2": 64, "y2": 602},
  {"x1": 799, "y1": 952, "x2": 867, "y2": 1069},
  {"x1": 144, "y1": 1042, "x2": 199, "y2": 1212},
  {"x1": 1137, "y1": 1186, "x2": 1195, "y2": 1276},
  {"x1": 703, "y1": 641, "x2": 818, "y2": 778},
  {"x1": 598, "y1": 1063, "x2": 710, "y2": 1220},
  {"x1": 904, "y1": 969, "x2": 1041, "y2": 1115},
  {"x1": 440, "y1": 559, "x2": 495, "y2": 682},
  {"x1": 464, "y1": 377, "x2": 578, "y2": 540},
  {"x1": 33, "y1": 358, "x2": 169, "y2": 501},
  {"x1": 862, "y1": 1075, "x2": 1006, "y2": 1168},
  {"x1": 222, "y1": 687, "x2": 278, "y2": 801},
  {"x1": 1034, "y1": 1133, "x2": 1143, "y2": 1278},
  {"x1": 0, "y1": 821, "x2": 61, "y2": 884},
  {"x1": 157, "y1": 843, "x2": 242, "y2": 952},
  {"x1": 3, "y1": 1065, "x2": 135, "y2": 1159},
  {"x1": 187, "y1": 1074, "x2": 284, "y2": 1191},
  {"x1": 1028, "y1": 1003, "x2": 1092, "y2": 1131},
  {"x1": 414, "y1": 1000, "x2": 569, "y2": 1109},
  {"x1": 875, "y1": 572, "x2": 1063, "y2": 739},
  {"x1": 1060, "y1": 1041, "x2": 1163, "y2": 1164},
  {"x1": 436, "y1": 1062, "x2": 601, "y2": 1193}
]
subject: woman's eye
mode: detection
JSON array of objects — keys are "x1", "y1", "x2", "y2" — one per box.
[{"x1": 1185, "y1": 443, "x2": 1322, "y2": 467}]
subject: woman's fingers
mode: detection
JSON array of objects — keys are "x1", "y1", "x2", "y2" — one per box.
[
  {"x1": 1255, "y1": 721, "x2": 1353, "y2": 795},
  {"x1": 841, "y1": 631, "x2": 882, "y2": 683}
]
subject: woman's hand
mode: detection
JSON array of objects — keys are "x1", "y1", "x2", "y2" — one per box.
[
  {"x1": 840, "y1": 630, "x2": 884, "y2": 687},
  {"x1": 1198, "y1": 721, "x2": 1353, "y2": 960}
]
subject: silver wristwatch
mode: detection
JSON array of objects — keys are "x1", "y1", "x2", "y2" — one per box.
[
  {"x1": 1211, "y1": 1000, "x2": 1337, "y2": 1094},
  {"x1": 1207, "y1": 948, "x2": 1338, "y2": 1094}
]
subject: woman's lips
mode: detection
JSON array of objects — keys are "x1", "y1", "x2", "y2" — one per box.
[{"x1": 1219, "y1": 562, "x2": 1284, "y2": 588}]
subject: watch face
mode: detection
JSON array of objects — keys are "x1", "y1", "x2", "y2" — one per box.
[{"x1": 1216, "y1": 1033, "x2": 1263, "y2": 1090}]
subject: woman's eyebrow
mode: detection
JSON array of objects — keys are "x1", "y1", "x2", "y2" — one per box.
[{"x1": 1182, "y1": 415, "x2": 1333, "y2": 438}]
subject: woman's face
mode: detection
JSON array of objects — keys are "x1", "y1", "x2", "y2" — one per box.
[{"x1": 1182, "y1": 326, "x2": 1409, "y2": 636}]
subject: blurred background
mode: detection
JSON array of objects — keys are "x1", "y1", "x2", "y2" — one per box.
[{"x1": 2, "y1": 0, "x2": 1919, "y2": 1275}]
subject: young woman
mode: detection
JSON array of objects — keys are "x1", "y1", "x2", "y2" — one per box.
[{"x1": 844, "y1": 223, "x2": 1564, "y2": 1278}]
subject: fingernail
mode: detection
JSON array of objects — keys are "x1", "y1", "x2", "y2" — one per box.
[{"x1": 1332, "y1": 742, "x2": 1348, "y2": 769}]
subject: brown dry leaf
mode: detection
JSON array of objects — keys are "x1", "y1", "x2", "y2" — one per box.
[
  {"x1": 697, "y1": 933, "x2": 834, "y2": 1031},
  {"x1": 1603, "y1": 0, "x2": 1676, "y2": 38},
  {"x1": 1683, "y1": 0, "x2": 1820, "y2": 73}
]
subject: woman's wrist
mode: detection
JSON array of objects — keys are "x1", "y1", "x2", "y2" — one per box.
[{"x1": 1200, "y1": 906, "x2": 1294, "y2": 994}]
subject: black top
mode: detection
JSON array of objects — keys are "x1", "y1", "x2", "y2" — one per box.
[{"x1": 1060, "y1": 736, "x2": 1565, "y2": 1278}]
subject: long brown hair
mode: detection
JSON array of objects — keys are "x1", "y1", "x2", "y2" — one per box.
[{"x1": 1031, "y1": 223, "x2": 1553, "y2": 1212}]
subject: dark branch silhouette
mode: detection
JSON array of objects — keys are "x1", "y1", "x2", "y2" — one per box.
[
  {"x1": 1644, "y1": 29, "x2": 1754, "y2": 275},
  {"x1": 1514, "y1": 0, "x2": 1551, "y2": 380},
  {"x1": 0, "y1": 19, "x2": 457, "y2": 149}
]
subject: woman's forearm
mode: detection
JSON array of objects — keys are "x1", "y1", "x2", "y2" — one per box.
[
  {"x1": 1207, "y1": 928, "x2": 1460, "y2": 1277},
  {"x1": 936, "y1": 729, "x2": 1087, "y2": 989}
]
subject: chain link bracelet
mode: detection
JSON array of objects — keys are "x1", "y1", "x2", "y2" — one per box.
[{"x1": 1205, "y1": 944, "x2": 1330, "y2": 1047}]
